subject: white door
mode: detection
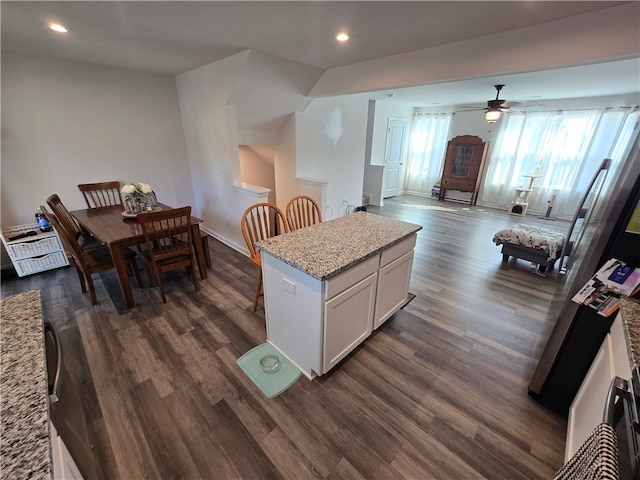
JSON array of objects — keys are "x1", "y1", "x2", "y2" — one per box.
[{"x1": 383, "y1": 117, "x2": 407, "y2": 198}]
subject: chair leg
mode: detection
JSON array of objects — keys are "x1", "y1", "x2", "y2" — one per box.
[
  {"x1": 128, "y1": 260, "x2": 143, "y2": 288},
  {"x1": 143, "y1": 262, "x2": 154, "y2": 288},
  {"x1": 73, "y1": 262, "x2": 88, "y2": 294},
  {"x1": 86, "y1": 274, "x2": 98, "y2": 305},
  {"x1": 253, "y1": 270, "x2": 263, "y2": 312},
  {"x1": 191, "y1": 265, "x2": 200, "y2": 292},
  {"x1": 155, "y1": 271, "x2": 167, "y2": 303}
]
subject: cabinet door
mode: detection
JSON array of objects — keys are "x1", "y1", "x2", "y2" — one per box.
[
  {"x1": 565, "y1": 313, "x2": 629, "y2": 461},
  {"x1": 50, "y1": 421, "x2": 84, "y2": 480},
  {"x1": 373, "y1": 250, "x2": 414, "y2": 329},
  {"x1": 323, "y1": 273, "x2": 377, "y2": 373}
]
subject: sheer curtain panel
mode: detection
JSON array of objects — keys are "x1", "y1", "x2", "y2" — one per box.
[
  {"x1": 404, "y1": 113, "x2": 452, "y2": 196},
  {"x1": 480, "y1": 108, "x2": 639, "y2": 219}
]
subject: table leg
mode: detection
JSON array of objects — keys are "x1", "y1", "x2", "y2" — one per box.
[
  {"x1": 192, "y1": 225, "x2": 208, "y2": 280},
  {"x1": 109, "y1": 243, "x2": 135, "y2": 309}
]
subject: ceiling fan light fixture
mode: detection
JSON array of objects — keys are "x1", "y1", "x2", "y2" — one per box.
[
  {"x1": 485, "y1": 109, "x2": 502, "y2": 123},
  {"x1": 48, "y1": 23, "x2": 69, "y2": 33}
]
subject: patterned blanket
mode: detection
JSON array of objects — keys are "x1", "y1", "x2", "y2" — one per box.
[{"x1": 493, "y1": 223, "x2": 566, "y2": 261}]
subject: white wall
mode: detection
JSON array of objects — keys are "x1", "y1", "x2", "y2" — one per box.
[
  {"x1": 239, "y1": 146, "x2": 276, "y2": 204},
  {"x1": 1, "y1": 52, "x2": 193, "y2": 225},
  {"x1": 294, "y1": 94, "x2": 370, "y2": 219},
  {"x1": 175, "y1": 52, "x2": 255, "y2": 251},
  {"x1": 364, "y1": 99, "x2": 414, "y2": 206}
]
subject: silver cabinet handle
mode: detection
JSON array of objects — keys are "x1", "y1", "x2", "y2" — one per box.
[{"x1": 603, "y1": 376, "x2": 628, "y2": 425}]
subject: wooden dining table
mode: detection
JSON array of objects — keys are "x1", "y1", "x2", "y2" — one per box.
[{"x1": 71, "y1": 204, "x2": 208, "y2": 309}]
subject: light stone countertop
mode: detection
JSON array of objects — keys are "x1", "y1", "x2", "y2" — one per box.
[
  {"x1": 0, "y1": 289, "x2": 51, "y2": 480},
  {"x1": 620, "y1": 296, "x2": 640, "y2": 370},
  {"x1": 256, "y1": 212, "x2": 422, "y2": 280}
]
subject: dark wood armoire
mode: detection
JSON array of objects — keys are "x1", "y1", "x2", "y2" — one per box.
[{"x1": 438, "y1": 135, "x2": 489, "y2": 206}]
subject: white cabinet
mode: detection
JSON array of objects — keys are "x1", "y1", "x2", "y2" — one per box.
[
  {"x1": 565, "y1": 313, "x2": 631, "y2": 461},
  {"x1": 263, "y1": 233, "x2": 417, "y2": 379},
  {"x1": 324, "y1": 272, "x2": 377, "y2": 373},
  {"x1": 50, "y1": 421, "x2": 84, "y2": 480},
  {"x1": 374, "y1": 235, "x2": 416, "y2": 329},
  {"x1": 1, "y1": 224, "x2": 68, "y2": 277}
]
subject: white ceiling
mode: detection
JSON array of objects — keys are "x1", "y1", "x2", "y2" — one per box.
[{"x1": 2, "y1": 1, "x2": 639, "y2": 108}]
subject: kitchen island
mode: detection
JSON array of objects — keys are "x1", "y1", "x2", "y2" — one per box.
[{"x1": 256, "y1": 211, "x2": 422, "y2": 379}]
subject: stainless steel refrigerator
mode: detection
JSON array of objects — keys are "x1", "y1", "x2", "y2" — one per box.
[{"x1": 528, "y1": 134, "x2": 640, "y2": 414}]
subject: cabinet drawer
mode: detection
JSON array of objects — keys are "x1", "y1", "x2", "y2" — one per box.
[
  {"x1": 443, "y1": 179, "x2": 474, "y2": 190},
  {"x1": 380, "y1": 235, "x2": 416, "y2": 267},
  {"x1": 15, "y1": 251, "x2": 69, "y2": 277},
  {"x1": 325, "y1": 256, "x2": 378, "y2": 300},
  {"x1": 6, "y1": 235, "x2": 62, "y2": 260}
]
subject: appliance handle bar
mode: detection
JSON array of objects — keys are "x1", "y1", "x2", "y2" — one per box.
[
  {"x1": 45, "y1": 321, "x2": 62, "y2": 404},
  {"x1": 603, "y1": 376, "x2": 629, "y2": 425}
]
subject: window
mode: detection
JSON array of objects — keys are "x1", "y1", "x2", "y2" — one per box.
[
  {"x1": 481, "y1": 108, "x2": 639, "y2": 218},
  {"x1": 404, "y1": 113, "x2": 452, "y2": 195}
]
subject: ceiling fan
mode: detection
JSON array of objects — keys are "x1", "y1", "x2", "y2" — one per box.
[{"x1": 457, "y1": 84, "x2": 535, "y2": 123}]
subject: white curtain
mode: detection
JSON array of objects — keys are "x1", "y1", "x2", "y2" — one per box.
[
  {"x1": 404, "y1": 113, "x2": 452, "y2": 195},
  {"x1": 480, "y1": 108, "x2": 639, "y2": 218}
]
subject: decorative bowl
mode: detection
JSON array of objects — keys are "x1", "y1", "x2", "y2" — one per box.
[{"x1": 259, "y1": 354, "x2": 280, "y2": 373}]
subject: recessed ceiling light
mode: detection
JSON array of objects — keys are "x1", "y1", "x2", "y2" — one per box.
[
  {"x1": 336, "y1": 32, "x2": 349, "y2": 42},
  {"x1": 49, "y1": 23, "x2": 69, "y2": 33}
]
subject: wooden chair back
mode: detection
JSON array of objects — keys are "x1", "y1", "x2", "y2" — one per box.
[
  {"x1": 46, "y1": 194, "x2": 83, "y2": 242},
  {"x1": 286, "y1": 195, "x2": 322, "y2": 230},
  {"x1": 241, "y1": 203, "x2": 288, "y2": 263},
  {"x1": 137, "y1": 206, "x2": 198, "y2": 302},
  {"x1": 41, "y1": 205, "x2": 83, "y2": 260},
  {"x1": 78, "y1": 181, "x2": 123, "y2": 209},
  {"x1": 47, "y1": 193, "x2": 104, "y2": 251},
  {"x1": 41, "y1": 205, "x2": 141, "y2": 304}
]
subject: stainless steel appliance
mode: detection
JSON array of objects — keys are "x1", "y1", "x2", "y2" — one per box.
[
  {"x1": 529, "y1": 134, "x2": 640, "y2": 414},
  {"x1": 45, "y1": 321, "x2": 104, "y2": 480}
]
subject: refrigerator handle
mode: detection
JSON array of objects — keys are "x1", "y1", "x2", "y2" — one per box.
[
  {"x1": 603, "y1": 376, "x2": 628, "y2": 425},
  {"x1": 45, "y1": 321, "x2": 62, "y2": 404}
]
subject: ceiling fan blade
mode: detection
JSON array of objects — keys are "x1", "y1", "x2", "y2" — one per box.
[
  {"x1": 456, "y1": 105, "x2": 485, "y2": 111},
  {"x1": 505, "y1": 102, "x2": 547, "y2": 110}
]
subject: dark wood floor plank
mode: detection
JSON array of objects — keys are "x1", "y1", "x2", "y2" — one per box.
[
  {"x1": 1, "y1": 194, "x2": 570, "y2": 479},
  {"x1": 208, "y1": 399, "x2": 283, "y2": 480},
  {"x1": 161, "y1": 388, "x2": 242, "y2": 480},
  {"x1": 129, "y1": 379, "x2": 203, "y2": 480},
  {"x1": 260, "y1": 427, "x2": 325, "y2": 480},
  {"x1": 390, "y1": 440, "x2": 487, "y2": 480}
]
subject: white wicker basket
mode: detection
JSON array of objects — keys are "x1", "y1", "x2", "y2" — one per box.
[
  {"x1": 2, "y1": 223, "x2": 69, "y2": 276},
  {"x1": 14, "y1": 251, "x2": 69, "y2": 277},
  {"x1": 6, "y1": 236, "x2": 62, "y2": 260}
]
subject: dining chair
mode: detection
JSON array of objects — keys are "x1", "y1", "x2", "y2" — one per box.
[
  {"x1": 78, "y1": 181, "x2": 123, "y2": 209},
  {"x1": 285, "y1": 194, "x2": 322, "y2": 231},
  {"x1": 46, "y1": 194, "x2": 104, "y2": 251},
  {"x1": 241, "y1": 202, "x2": 289, "y2": 311},
  {"x1": 41, "y1": 205, "x2": 142, "y2": 305},
  {"x1": 137, "y1": 206, "x2": 199, "y2": 303}
]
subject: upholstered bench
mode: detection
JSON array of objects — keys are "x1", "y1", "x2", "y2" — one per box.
[{"x1": 493, "y1": 223, "x2": 566, "y2": 274}]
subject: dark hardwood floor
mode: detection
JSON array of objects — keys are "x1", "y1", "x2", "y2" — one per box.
[{"x1": 2, "y1": 195, "x2": 572, "y2": 479}]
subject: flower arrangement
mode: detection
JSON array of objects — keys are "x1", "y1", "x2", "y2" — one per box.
[
  {"x1": 121, "y1": 182, "x2": 153, "y2": 202},
  {"x1": 122, "y1": 182, "x2": 155, "y2": 214}
]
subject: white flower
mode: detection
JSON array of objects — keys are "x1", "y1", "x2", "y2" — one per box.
[
  {"x1": 121, "y1": 182, "x2": 153, "y2": 202},
  {"x1": 121, "y1": 184, "x2": 136, "y2": 195}
]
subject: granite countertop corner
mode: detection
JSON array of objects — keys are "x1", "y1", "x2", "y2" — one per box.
[
  {"x1": 620, "y1": 296, "x2": 640, "y2": 370},
  {"x1": 0, "y1": 290, "x2": 51, "y2": 480}
]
